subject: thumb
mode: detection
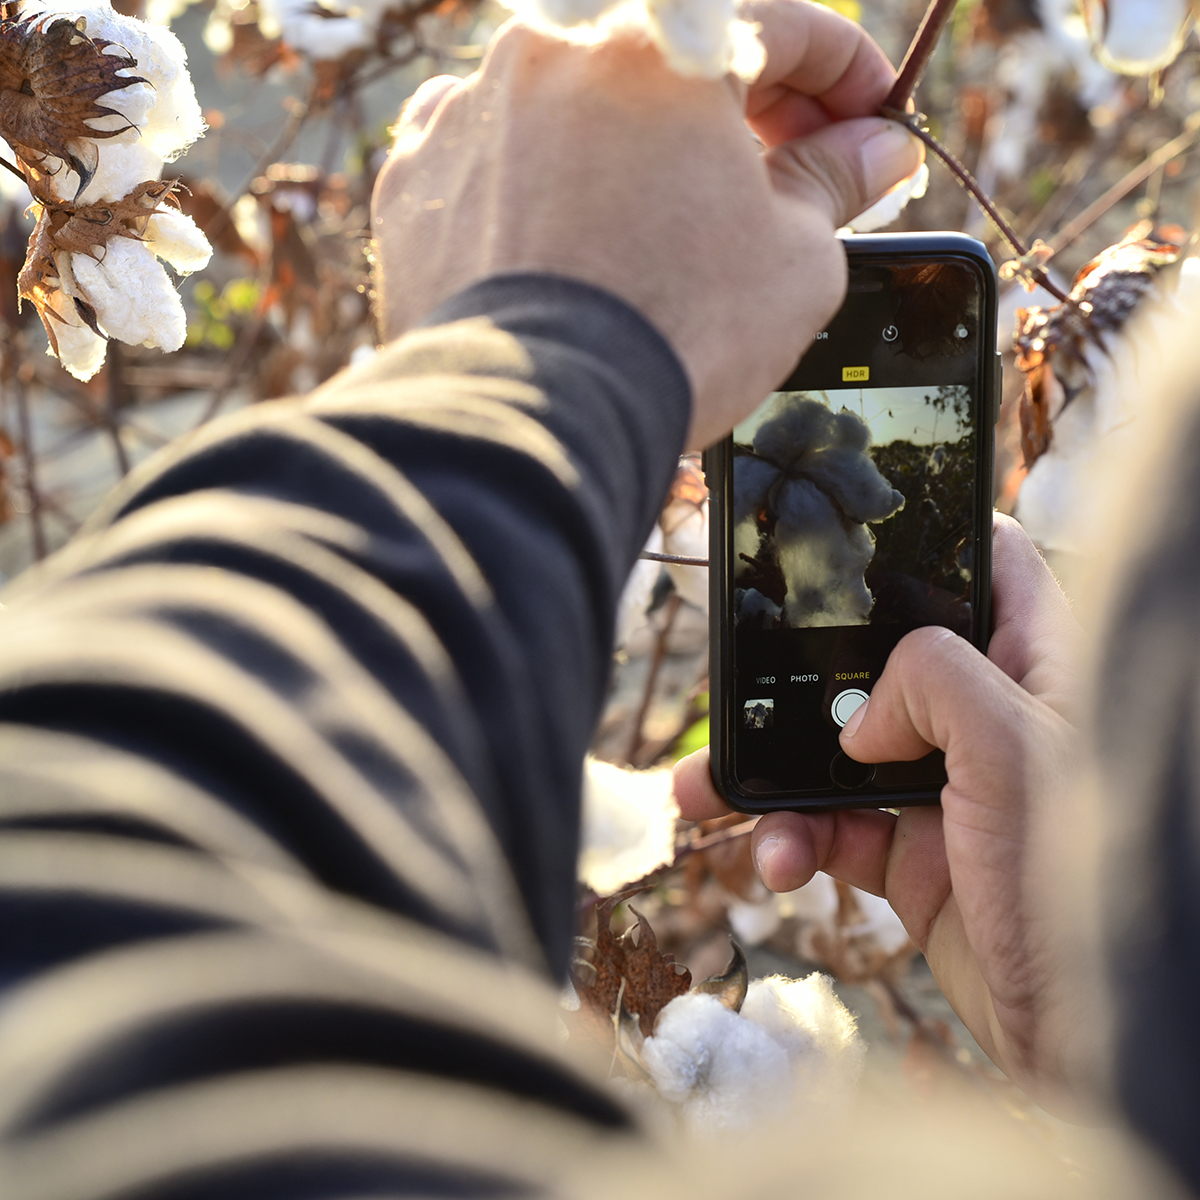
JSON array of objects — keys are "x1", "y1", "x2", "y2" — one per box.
[{"x1": 766, "y1": 116, "x2": 923, "y2": 229}]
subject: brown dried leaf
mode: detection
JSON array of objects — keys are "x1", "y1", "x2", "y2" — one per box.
[
  {"x1": 1013, "y1": 223, "x2": 1183, "y2": 467},
  {"x1": 0, "y1": 9, "x2": 148, "y2": 198},
  {"x1": 575, "y1": 890, "x2": 691, "y2": 1038}
]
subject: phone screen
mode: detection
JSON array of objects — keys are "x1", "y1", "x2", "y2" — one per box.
[{"x1": 722, "y1": 248, "x2": 995, "y2": 801}]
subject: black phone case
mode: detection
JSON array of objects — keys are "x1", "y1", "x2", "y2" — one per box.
[{"x1": 708, "y1": 232, "x2": 998, "y2": 813}]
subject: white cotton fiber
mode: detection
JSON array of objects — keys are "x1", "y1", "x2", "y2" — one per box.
[
  {"x1": 640, "y1": 975, "x2": 864, "y2": 1134},
  {"x1": 578, "y1": 757, "x2": 679, "y2": 894},
  {"x1": 145, "y1": 208, "x2": 214, "y2": 274},
  {"x1": 73, "y1": 237, "x2": 187, "y2": 351}
]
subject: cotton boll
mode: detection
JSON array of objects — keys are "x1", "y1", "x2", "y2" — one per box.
[
  {"x1": 282, "y1": 12, "x2": 373, "y2": 58},
  {"x1": 141, "y1": 70, "x2": 207, "y2": 160},
  {"x1": 73, "y1": 237, "x2": 186, "y2": 351},
  {"x1": 643, "y1": 0, "x2": 734, "y2": 78},
  {"x1": 778, "y1": 872, "x2": 839, "y2": 924},
  {"x1": 732, "y1": 454, "x2": 780, "y2": 527},
  {"x1": 578, "y1": 757, "x2": 679, "y2": 894},
  {"x1": 144, "y1": 207, "x2": 213, "y2": 273},
  {"x1": 741, "y1": 974, "x2": 865, "y2": 1108},
  {"x1": 1082, "y1": 0, "x2": 1190, "y2": 73},
  {"x1": 641, "y1": 993, "x2": 794, "y2": 1131},
  {"x1": 847, "y1": 887, "x2": 911, "y2": 956},
  {"x1": 847, "y1": 164, "x2": 929, "y2": 234},
  {"x1": 774, "y1": 477, "x2": 877, "y2": 626},
  {"x1": 1018, "y1": 256, "x2": 1200, "y2": 557},
  {"x1": 726, "y1": 886, "x2": 785, "y2": 946},
  {"x1": 74, "y1": 141, "x2": 163, "y2": 205},
  {"x1": 804, "y1": 444, "x2": 904, "y2": 525},
  {"x1": 45, "y1": 295, "x2": 109, "y2": 380}
]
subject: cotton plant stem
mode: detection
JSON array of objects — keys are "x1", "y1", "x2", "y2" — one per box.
[
  {"x1": 883, "y1": 0, "x2": 958, "y2": 113},
  {"x1": 105, "y1": 343, "x2": 132, "y2": 478},
  {"x1": 626, "y1": 592, "x2": 682, "y2": 764},
  {"x1": 191, "y1": 303, "x2": 269, "y2": 431},
  {"x1": 881, "y1": 0, "x2": 1077, "y2": 304},
  {"x1": 640, "y1": 550, "x2": 708, "y2": 567},
  {"x1": 12, "y1": 341, "x2": 47, "y2": 562}
]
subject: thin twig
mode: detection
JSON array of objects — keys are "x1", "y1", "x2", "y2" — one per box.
[
  {"x1": 203, "y1": 93, "x2": 313, "y2": 247},
  {"x1": 191, "y1": 304, "x2": 270, "y2": 431},
  {"x1": 640, "y1": 550, "x2": 709, "y2": 567},
  {"x1": 680, "y1": 817, "x2": 759, "y2": 857},
  {"x1": 1046, "y1": 120, "x2": 1200, "y2": 255},
  {"x1": 0, "y1": 153, "x2": 26, "y2": 185},
  {"x1": 626, "y1": 593, "x2": 682, "y2": 763},
  {"x1": 883, "y1": 0, "x2": 959, "y2": 113},
  {"x1": 882, "y1": 110, "x2": 1074, "y2": 306},
  {"x1": 12, "y1": 337, "x2": 47, "y2": 562},
  {"x1": 104, "y1": 343, "x2": 131, "y2": 478}
]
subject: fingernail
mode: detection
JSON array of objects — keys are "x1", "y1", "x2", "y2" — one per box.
[
  {"x1": 860, "y1": 124, "x2": 921, "y2": 198},
  {"x1": 753, "y1": 834, "x2": 780, "y2": 883},
  {"x1": 840, "y1": 698, "x2": 868, "y2": 739}
]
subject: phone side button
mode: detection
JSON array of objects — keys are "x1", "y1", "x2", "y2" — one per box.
[{"x1": 830, "y1": 752, "x2": 876, "y2": 791}]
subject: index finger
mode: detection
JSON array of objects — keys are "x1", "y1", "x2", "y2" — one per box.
[{"x1": 744, "y1": 0, "x2": 899, "y2": 145}]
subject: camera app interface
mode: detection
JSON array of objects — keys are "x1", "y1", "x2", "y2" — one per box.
[{"x1": 730, "y1": 257, "x2": 986, "y2": 796}]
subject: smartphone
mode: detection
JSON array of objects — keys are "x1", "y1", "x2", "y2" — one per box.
[{"x1": 707, "y1": 232, "x2": 998, "y2": 812}]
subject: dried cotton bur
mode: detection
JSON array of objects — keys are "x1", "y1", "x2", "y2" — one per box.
[
  {"x1": 568, "y1": 888, "x2": 864, "y2": 1134},
  {"x1": 1012, "y1": 224, "x2": 1200, "y2": 556},
  {"x1": 0, "y1": 0, "x2": 210, "y2": 379}
]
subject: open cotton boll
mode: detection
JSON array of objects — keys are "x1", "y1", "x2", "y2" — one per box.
[
  {"x1": 846, "y1": 163, "x2": 929, "y2": 234},
  {"x1": 145, "y1": 208, "x2": 214, "y2": 274},
  {"x1": 641, "y1": 976, "x2": 864, "y2": 1133},
  {"x1": 644, "y1": 0, "x2": 764, "y2": 80},
  {"x1": 73, "y1": 238, "x2": 186, "y2": 352},
  {"x1": 641, "y1": 993, "x2": 794, "y2": 1130},
  {"x1": 501, "y1": 0, "x2": 764, "y2": 80},
  {"x1": 848, "y1": 887, "x2": 911, "y2": 955},
  {"x1": 741, "y1": 974, "x2": 865, "y2": 1108},
  {"x1": 579, "y1": 757, "x2": 679, "y2": 894},
  {"x1": 1083, "y1": 0, "x2": 1190, "y2": 73},
  {"x1": 75, "y1": 141, "x2": 164, "y2": 206},
  {"x1": 1018, "y1": 255, "x2": 1200, "y2": 559}
]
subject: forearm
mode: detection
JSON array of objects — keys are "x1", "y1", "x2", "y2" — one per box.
[{"x1": 0, "y1": 273, "x2": 690, "y2": 979}]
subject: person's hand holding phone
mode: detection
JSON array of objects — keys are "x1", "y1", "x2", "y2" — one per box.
[
  {"x1": 370, "y1": 0, "x2": 923, "y2": 450},
  {"x1": 675, "y1": 515, "x2": 1086, "y2": 1107}
]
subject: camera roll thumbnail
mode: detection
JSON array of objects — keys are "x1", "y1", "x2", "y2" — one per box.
[
  {"x1": 732, "y1": 387, "x2": 974, "y2": 634},
  {"x1": 743, "y1": 698, "x2": 774, "y2": 730}
]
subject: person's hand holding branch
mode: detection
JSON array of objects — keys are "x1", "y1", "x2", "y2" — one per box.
[{"x1": 371, "y1": 0, "x2": 923, "y2": 448}]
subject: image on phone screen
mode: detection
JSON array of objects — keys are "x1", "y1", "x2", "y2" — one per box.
[{"x1": 720, "y1": 246, "x2": 995, "y2": 803}]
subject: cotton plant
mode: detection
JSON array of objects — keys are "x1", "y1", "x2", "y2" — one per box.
[
  {"x1": 1, "y1": 0, "x2": 211, "y2": 379},
  {"x1": 571, "y1": 889, "x2": 865, "y2": 1135}
]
